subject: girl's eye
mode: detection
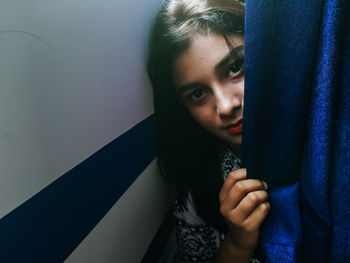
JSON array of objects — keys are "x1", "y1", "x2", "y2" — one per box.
[
  {"x1": 189, "y1": 89, "x2": 205, "y2": 101},
  {"x1": 227, "y1": 60, "x2": 244, "y2": 77}
]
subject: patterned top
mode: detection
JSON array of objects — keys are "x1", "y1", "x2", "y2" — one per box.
[{"x1": 173, "y1": 146, "x2": 261, "y2": 263}]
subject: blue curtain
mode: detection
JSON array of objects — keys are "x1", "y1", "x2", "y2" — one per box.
[{"x1": 243, "y1": 0, "x2": 350, "y2": 262}]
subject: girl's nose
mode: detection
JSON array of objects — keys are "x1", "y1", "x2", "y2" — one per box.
[{"x1": 215, "y1": 89, "x2": 242, "y2": 118}]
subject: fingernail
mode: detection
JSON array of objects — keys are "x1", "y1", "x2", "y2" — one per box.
[{"x1": 263, "y1": 181, "x2": 268, "y2": 189}]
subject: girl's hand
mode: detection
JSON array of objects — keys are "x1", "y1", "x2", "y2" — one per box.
[{"x1": 219, "y1": 168, "x2": 270, "y2": 255}]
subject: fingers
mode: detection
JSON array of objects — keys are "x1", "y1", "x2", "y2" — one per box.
[
  {"x1": 219, "y1": 169, "x2": 270, "y2": 234},
  {"x1": 220, "y1": 178, "x2": 267, "y2": 212},
  {"x1": 242, "y1": 202, "x2": 270, "y2": 232},
  {"x1": 219, "y1": 169, "x2": 246, "y2": 202},
  {"x1": 230, "y1": 190, "x2": 269, "y2": 221}
]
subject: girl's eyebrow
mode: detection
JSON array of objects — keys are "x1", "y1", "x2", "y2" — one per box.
[
  {"x1": 177, "y1": 82, "x2": 202, "y2": 94},
  {"x1": 214, "y1": 45, "x2": 244, "y2": 73}
]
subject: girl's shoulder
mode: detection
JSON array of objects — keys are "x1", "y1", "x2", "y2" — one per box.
[
  {"x1": 173, "y1": 191, "x2": 225, "y2": 262},
  {"x1": 174, "y1": 191, "x2": 205, "y2": 224}
]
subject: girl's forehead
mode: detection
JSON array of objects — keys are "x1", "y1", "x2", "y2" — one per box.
[
  {"x1": 188, "y1": 33, "x2": 244, "y2": 50},
  {"x1": 176, "y1": 33, "x2": 244, "y2": 66}
]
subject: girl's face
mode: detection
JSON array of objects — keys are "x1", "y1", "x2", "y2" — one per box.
[{"x1": 174, "y1": 33, "x2": 244, "y2": 150}]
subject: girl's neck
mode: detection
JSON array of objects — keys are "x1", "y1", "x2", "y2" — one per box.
[{"x1": 228, "y1": 144, "x2": 242, "y2": 159}]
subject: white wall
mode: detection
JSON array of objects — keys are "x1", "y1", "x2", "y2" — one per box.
[{"x1": 0, "y1": 0, "x2": 173, "y2": 262}]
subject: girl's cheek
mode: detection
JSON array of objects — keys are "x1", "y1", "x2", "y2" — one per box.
[
  {"x1": 190, "y1": 108, "x2": 212, "y2": 123},
  {"x1": 198, "y1": 116, "x2": 216, "y2": 130}
]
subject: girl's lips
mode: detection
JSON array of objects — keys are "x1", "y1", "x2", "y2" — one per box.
[{"x1": 226, "y1": 119, "x2": 243, "y2": 135}]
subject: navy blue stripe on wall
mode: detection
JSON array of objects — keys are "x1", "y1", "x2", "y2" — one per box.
[{"x1": 0, "y1": 115, "x2": 156, "y2": 263}]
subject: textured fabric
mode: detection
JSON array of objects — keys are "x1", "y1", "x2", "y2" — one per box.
[
  {"x1": 219, "y1": 145, "x2": 241, "y2": 180},
  {"x1": 244, "y1": 0, "x2": 350, "y2": 262}
]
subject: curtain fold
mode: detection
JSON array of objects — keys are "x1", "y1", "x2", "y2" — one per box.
[{"x1": 243, "y1": 0, "x2": 350, "y2": 261}]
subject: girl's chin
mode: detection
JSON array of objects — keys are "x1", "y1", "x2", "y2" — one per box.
[{"x1": 224, "y1": 134, "x2": 242, "y2": 146}]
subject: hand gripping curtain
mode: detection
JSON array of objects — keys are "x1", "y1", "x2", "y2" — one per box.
[{"x1": 243, "y1": 0, "x2": 350, "y2": 262}]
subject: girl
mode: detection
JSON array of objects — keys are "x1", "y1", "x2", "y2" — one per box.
[{"x1": 148, "y1": 0, "x2": 269, "y2": 262}]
